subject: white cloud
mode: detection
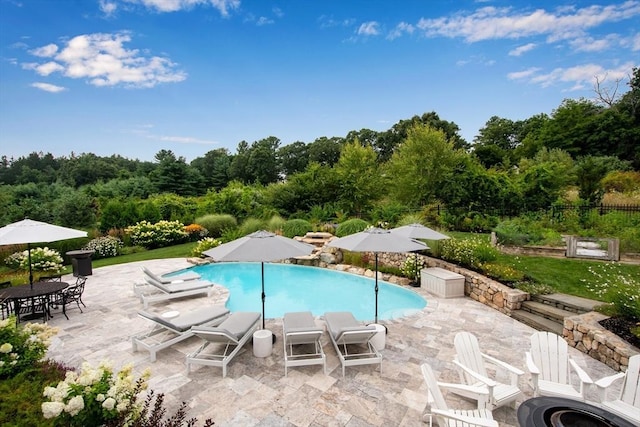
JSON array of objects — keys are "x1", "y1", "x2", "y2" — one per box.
[
  {"x1": 256, "y1": 16, "x2": 274, "y2": 26},
  {"x1": 357, "y1": 21, "x2": 380, "y2": 36},
  {"x1": 569, "y1": 34, "x2": 619, "y2": 52},
  {"x1": 507, "y1": 67, "x2": 541, "y2": 80},
  {"x1": 132, "y1": 0, "x2": 240, "y2": 16},
  {"x1": 415, "y1": 2, "x2": 640, "y2": 43},
  {"x1": 387, "y1": 22, "x2": 414, "y2": 40},
  {"x1": 31, "y1": 82, "x2": 67, "y2": 93},
  {"x1": 630, "y1": 33, "x2": 640, "y2": 50},
  {"x1": 519, "y1": 62, "x2": 635, "y2": 89},
  {"x1": 509, "y1": 43, "x2": 536, "y2": 56},
  {"x1": 30, "y1": 43, "x2": 58, "y2": 57},
  {"x1": 158, "y1": 135, "x2": 218, "y2": 145},
  {"x1": 99, "y1": 0, "x2": 118, "y2": 16},
  {"x1": 23, "y1": 32, "x2": 186, "y2": 88}
]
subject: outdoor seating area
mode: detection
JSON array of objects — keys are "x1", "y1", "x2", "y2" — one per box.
[{"x1": 42, "y1": 258, "x2": 629, "y2": 426}]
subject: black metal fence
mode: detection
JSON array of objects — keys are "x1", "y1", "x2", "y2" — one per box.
[{"x1": 550, "y1": 204, "x2": 640, "y2": 217}]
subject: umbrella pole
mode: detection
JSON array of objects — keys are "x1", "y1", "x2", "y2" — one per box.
[
  {"x1": 374, "y1": 253, "x2": 379, "y2": 324},
  {"x1": 261, "y1": 262, "x2": 265, "y2": 329},
  {"x1": 28, "y1": 243, "x2": 34, "y2": 289}
]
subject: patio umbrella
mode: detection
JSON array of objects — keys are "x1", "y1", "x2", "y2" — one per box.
[
  {"x1": 203, "y1": 230, "x2": 315, "y2": 329},
  {"x1": 390, "y1": 223, "x2": 450, "y2": 283},
  {"x1": 328, "y1": 227, "x2": 428, "y2": 323},
  {"x1": 0, "y1": 218, "x2": 87, "y2": 288}
]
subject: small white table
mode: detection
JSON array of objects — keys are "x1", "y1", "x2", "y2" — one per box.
[
  {"x1": 161, "y1": 310, "x2": 180, "y2": 319},
  {"x1": 253, "y1": 329, "x2": 273, "y2": 357}
]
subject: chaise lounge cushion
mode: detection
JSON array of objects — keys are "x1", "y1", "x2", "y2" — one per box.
[
  {"x1": 138, "y1": 306, "x2": 230, "y2": 333},
  {"x1": 193, "y1": 311, "x2": 262, "y2": 341}
]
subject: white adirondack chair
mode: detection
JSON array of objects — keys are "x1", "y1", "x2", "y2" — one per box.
[
  {"x1": 594, "y1": 354, "x2": 640, "y2": 424},
  {"x1": 526, "y1": 331, "x2": 593, "y2": 400},
  {"x1": 452, "y1": 331, "x2": 524, "y2": 410},
  {"x1": 420, "y1": 363, "x2": 499, "y2": 427}
]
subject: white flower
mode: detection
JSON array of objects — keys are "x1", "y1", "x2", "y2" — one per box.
[
  {"x1": 102, "y1": 397, "x2": 116, "y2": 410},
  {"x1": 42, "y1": 401, "x2": 65, "y2": 419},
  {"x1": 65, "y1": 395, "x2": 85, "y2": 416},
  {"x1": 96, "y1": 393, "x2": 105, "y2": 402},
  {"x1": 0, "y1": 343, "x2": 12, "y2": 353}
]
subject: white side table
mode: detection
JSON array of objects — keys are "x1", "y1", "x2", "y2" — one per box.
[
  {"x1": 370, "y1": 324, "x2": 386, "y2": 351},
  {"x1": 253, "y1": 329, "x2": 273, "y2": 357},
  {"x1": 161, "y1": 310, "x2": 180, "y2": 319}
]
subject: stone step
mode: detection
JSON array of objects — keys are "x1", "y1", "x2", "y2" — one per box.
[
  {"x1": 520, "y1": 300, "x2": 574, "y2": 323},
  {"x1": 511, "y1": 310, "x2": 564, "y2": 335},
  {"x1": 531, "y1": 293, "x2": 602, "y2": 314}
]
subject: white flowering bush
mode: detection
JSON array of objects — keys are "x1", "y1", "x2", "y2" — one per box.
[
  {"x1": 438, "y1": 237, "x2": 498, "y2": 270},
  {"x1": 401, "y1": 253, "x2": 424, "y2": 281},
  {"x1": 4, "y1": 247, "x2": 64, "y2": 272},
  {"x1": 42, "y1": 360, "x2": 151, "y2": 427},
  {"x1": 126, "y1": 220, "x2": 188, "y2": 249},
  {"x1": 82, "y1": 236, "x2": 123, "y2": 259},
  {"x1": 582, "y1": 263, "x2": 640, "y2": 320},
  {"x1": 0, "y1": 316, "x2": 58, "y2": 379},
  {"x1": 190, "y1": 237, "x2": 222, "y2": 257}
]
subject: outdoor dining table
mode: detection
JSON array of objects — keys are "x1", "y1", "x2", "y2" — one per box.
[{"x1": 0, "y1": 281, "x2": 68, "y2": 323}]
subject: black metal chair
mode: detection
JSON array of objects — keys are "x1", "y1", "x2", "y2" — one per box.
[
  {"x1": 39, "y1": 274, "x2": 62, "y2": 282},
  {"x1": 0, "y1": 281, "x2": 13, "y2": 320},
  {"x1": 15, "y1": 295, "x2": 49, "y2": 323},
  {"x1": 51, "y1": 276, "x2": 87, "y2": 319}
]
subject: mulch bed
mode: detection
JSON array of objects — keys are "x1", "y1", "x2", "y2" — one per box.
[{"x1": 599, "y1": 316, "x2": 640, "y2": 349}]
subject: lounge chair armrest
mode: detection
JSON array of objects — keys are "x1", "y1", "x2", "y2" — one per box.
[
  {"x1": 525, "y1": 352, "x2": 540, "y2": 375},
  {"x1": 437, "y1": 380, "x2": 490, "y2": 397},
  {"x1": 453, "y1": 360, "x2": 497, "y2": 388},
  {"x1": 594, "y1": 372, "x2": 625, "y2": 400},
  {"x1": 480, "y1": 352, "x2": 524, "y2": 376},
  {"x1": 430, "y1": 409, "x2": 498, "y2": 427},
  {"x1": 569, "y1": 358, "x2": 593, "y2": 385}
]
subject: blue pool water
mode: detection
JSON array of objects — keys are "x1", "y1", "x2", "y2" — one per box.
[{"x1": 185, "y1": 263, "x2": 427, "y2": 321}]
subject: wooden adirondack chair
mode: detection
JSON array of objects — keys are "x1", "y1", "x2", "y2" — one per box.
[
  {"x1": 420, "y1": 363, "x2": 499, "y2": 427},
  {"x1": 594, "y1": 354, "x2": 640, "y2": 424},
  {"x1": 526, "y1": 331, "x2": 593, "y2": 400},
  {"x1": 452, "y1": 331, "x2": 524, "y2": 410}
]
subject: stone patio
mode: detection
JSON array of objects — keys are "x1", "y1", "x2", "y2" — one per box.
[{"x1": 45, "y1": 258, "x2": 621, "y2": 427}]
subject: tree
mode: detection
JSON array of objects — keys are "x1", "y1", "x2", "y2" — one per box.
[
  {"x1": 150, "y1": 150, "x2": 204, "y2": 196},
  {"x1": 517, "y1": 148, "x2": 575, "y2": 210},
  {"x1": 277, "y1": 141, "x2": 309, "y2": 178},
  {"x1": 228, "y1": 141, "x2": 252, "y2": 183},
  {"x1": 190, "y1": 148, "x2": 232, "y2": 190},
  {"x1": 385, "y1": 124, "x2": 464, "y2": 208},
  {"x1": 248, "y1": 136, "x2": 280, "y2": 185},
  {"x1": 307, "y1": 137, "x2": 342, "y2": 166},
  {"x1": 334, "y1": 140, "x2": 381, "y2": 218},
  {"x1": 575, "y1": 156, "x2": 631, "y2": 205}
]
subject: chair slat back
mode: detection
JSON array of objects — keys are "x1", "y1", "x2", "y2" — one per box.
[
  {"x1": 420, "y1": 363, "x2": 449, "y2": 411},
  {"x1": 530, "y1": 331, "x2": 570, "y2": 384},
  {"x1": 620, "y1": 354, "x2": 640, "y2": 407},
  {"x1": 454, "y1": 332, "x2": 487, "y2": 383}
]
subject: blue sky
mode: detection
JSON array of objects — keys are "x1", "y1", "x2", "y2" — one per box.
[{"x1": 1, "y1": 0, "x2": 638, "y2": 162}]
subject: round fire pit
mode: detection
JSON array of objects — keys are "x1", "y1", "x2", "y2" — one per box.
[{"x1": 517, "y1": 397, "x2": 635, "y2": 427}]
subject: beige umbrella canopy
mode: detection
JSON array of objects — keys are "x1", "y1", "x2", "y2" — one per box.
[
  {"x1": 328, "y1": 227, "x2": 428, "y2": 323},
  {"x1": 0, "y1": 219, "x2": 87, "y2": 287}
]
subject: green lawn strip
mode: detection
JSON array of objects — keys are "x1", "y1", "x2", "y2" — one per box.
[
  {"x1": 91, "y1": 242, "x2": 196, "y2": 269},
  {"x1": 497, "y1": 253, "x2": 640, "y2": 301}
]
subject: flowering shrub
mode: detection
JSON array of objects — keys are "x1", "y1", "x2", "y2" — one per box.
[
  {"x1": 0, "y1": 317, "x2": 58, "y2": 379},
  {"x1": 42, "y1": 361, "x2": 151, "y2": 427},
  {"x1": 82, "y1": 236, "x2": 123, "y2": 259},
  {"x1": 191, "y1": 237, "x2": 222, "y2": 257},
  {"x1": 4, "y1": 247, "x2": 63, "y2": 273},
  {"x1": 125, "y1": 220, "x2": 188, "y2": 249},
  {"x1": 582, "y1": 263, "x2": 640, "y2": 321},
  {"x1": 438, "y1": 237, "x2": 498, "y2": 270},
  {"x1": 479, "y1": 262, "x2": 525, "y2": 284},
  {"x1": 184, "y1": 224, "x2": 209, "y2": 241},
  {"x1": 401, "y1": 253, "x2": 424, "y2": 281}
]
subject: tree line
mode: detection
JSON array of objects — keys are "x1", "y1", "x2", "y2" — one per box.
[{"x1": 0, "y1": 68, "x2": 638, "y2": 232}]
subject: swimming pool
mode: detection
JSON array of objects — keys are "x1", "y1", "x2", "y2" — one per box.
[{"x1": 186, "y1": 262, "x2": 427, "y2": 321}]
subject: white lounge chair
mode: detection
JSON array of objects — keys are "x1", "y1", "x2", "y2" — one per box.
[
  {"x1": 452, "y1": 331, "x2": 524, "y2": 410},
  {"x1": 138, "y1": 276, "x2": 215, "y2": 308},
  {"x1": 526, "y1": 331, "x2": 593, "y2": 400},
  {"x1": 141, "y1": 266, "x2": 201, "y2": 283},
  {"x1": 132, "y1": 305, "x2": 230, "y2": 362},
  {"x1": 186, "y1": 311, "x2": 261, "y2": 377},
  {"x1": 595, "y1": 354, "x2": 640, "y2": 424},
  {"x1": 324, "y1": 311, "x2": 382, "y2": 377},
  {"x1": 420, "y1": 363, "x2": 498, "y2": 427},
  {"x1": 283, "y1": 311, "x2": 326, "y2": 376}
]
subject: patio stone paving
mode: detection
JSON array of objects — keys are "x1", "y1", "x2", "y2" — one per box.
[{"x1": 45, "y1": 258, "x2": 620, "y2": 427}]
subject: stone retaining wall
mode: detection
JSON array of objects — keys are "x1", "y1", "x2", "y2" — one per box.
[{"x1": 564, "y1": 312, "x2": 639, "y2": 372}]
